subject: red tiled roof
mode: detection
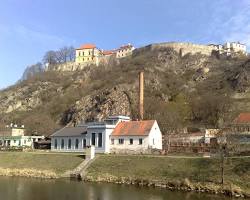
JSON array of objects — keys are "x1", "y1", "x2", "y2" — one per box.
[
  {"x1": 233, "y1": 113, "x2": 250, "y2": 124},
  {"x1": 76, "y1": 44, "x2": 96, "y2": 50},
  {"x1": 111, "y1": 120, "x2": 155, "y2": 136},
  {"x1": 102, "y1": 50, "x2": 115, "y2": 55},
  {"x1": 118, "y1": 44, "x2": 134, "y2": 50}
]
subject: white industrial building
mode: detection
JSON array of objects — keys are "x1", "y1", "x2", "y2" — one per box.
[{"x1": 50, "y1": 116, "x2": 162, "y2": 154}]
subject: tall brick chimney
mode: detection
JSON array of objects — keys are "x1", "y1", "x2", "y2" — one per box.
[{"x1": 139, "y1": 71, "x2": 144, "y2": 120}]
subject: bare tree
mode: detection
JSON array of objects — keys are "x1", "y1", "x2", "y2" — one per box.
[
  {"x1": 43, "y1": 46, "x2": 75, "y2": 64},
  {"x1": 68, "y1": 46, "x2": 75, "y2": 61},
  {"x1": 56, "y1": 47, "x2": 68, "y2": 63},
  {"x1": 43, "y1": 51, "x2": 57, "y2": 65}
]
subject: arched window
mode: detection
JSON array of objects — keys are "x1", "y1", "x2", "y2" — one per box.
[
  {"x1": 83, "y1": 139, "x2": 86, "y2": 148},
  {"x1": 68, "y1": 139, "x2": 71, "y2": 149},
  {"x1": 61, "y1": 139, "x2": 64, "y2": 149},
  {"x1": 54, "y1": 139, "x2": 58, "y2": 149},
  {"x1": 75, "y1": 139, "x2": 79, "y2": 149}
]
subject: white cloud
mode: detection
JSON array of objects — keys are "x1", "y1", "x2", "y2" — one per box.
[
  {"x1": 0, "y1": 23, "x2": 66, "y2": 49},
  {"x1": 208, "y1": 0, "x2": 250, "y2": 50},
  {"x1": 14, "y1": 25, "x2": 64, "y2": 46}
]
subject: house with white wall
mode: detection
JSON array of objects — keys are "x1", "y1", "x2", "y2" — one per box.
[
  {"x1": 0, "y1": 124, "x2": 44, "y2": 148},
  {"x1": 51, "y1": 116, "x2": 162, "y2": 154},
  {"x1": 110, "y1": 120, "x2": 162, "y2": 154},
  {"x1": 116, "y1": 44, "x2": 135, "y2": 58}
]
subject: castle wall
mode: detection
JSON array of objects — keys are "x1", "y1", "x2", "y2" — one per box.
[
  {"x1": 45, "y1": 55, "x2": 113, "y2": 72},
  {"x1": 134, "y1": 42, "x2": 217, "y2": 56}
]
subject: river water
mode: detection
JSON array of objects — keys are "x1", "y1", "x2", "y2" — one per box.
[{"x1": 0, "y1": 177, "x2": 230, "y2": 200}]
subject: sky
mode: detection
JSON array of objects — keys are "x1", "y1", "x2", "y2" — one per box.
[{"x1": 0, "y1": 0, "x2": 250, "y2": 89}]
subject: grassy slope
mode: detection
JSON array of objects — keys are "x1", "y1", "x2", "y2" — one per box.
[
  {"x1": 87, "y1": 155, "x2": 250, "y2": 192},
  {"x1": 0, "y1": 152, "x2": 84, "y2": 174}
]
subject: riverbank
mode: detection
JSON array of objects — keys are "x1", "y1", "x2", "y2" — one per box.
[
  {"x1": 0, "y1": 152, "x2": 84, "y2": 178},
  {"x1": 84, "y1": 155, "x2": 250, "y2": 198},
  {"x1": 0, "y1": 152, "x2": 249, "y2": 198}
]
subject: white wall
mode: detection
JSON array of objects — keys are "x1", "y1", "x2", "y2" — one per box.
[
  {"x1": 110, "y1": 136, "x2": 148, "y2": 152},
  {"x1": 148, "y1": 121, "x2": 162, "y2": 149},
  {"x1": 110, "y1": 121, "x2": 162, "y2": 153},
  {"x1": 51, "y1": 136, "x2": 86, "y2": 152}
]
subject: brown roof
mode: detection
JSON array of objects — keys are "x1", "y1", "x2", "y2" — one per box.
[
  {"x1": 233, "y1": 113, "x2": 250, "y2": 124},
  {"x1": 111, "y1": 120, "x2": 155, "y2": 136},
  {"x1": 102, "y1": 50, "x2": 115, "y2": 55},
  {"x1": 76, "y1": 44, "x2": 96, "y2": 50},
  {"x1": 118, "y1": 44, "x2": 133, "y2": 50}
]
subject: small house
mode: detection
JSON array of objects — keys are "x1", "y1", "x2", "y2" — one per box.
[{"x1": 110, "y1": 120, "x2": 162, "y2": 154}]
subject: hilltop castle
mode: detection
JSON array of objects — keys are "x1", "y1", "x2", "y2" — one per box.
[{"x1": 45, "y1": 41, "x2": 247, "y2": 72}]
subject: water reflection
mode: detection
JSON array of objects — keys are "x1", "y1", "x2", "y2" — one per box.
[{"x1": 0, "y1": 177, "x2": 229, "y2": 200}]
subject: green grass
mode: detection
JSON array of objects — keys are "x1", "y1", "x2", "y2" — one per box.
[
  {"x1": 87, "y1": 155, "x2": 250, "y2": 192},
  {"x1": 0, "y1": 152, "x2": 84, "y2": 174}
]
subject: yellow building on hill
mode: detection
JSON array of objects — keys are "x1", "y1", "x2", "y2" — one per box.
[{"x1": 75, "y1": 44, "x2": 102, "y2": 65}]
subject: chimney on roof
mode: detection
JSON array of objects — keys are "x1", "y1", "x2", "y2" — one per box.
[{"x1": 139, "y1": 71, "x2": 144, "y2": 120}]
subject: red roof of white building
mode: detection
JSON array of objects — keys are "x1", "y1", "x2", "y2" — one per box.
[
  {"x1": 118, "y1": 44, "x2": 134, "y2": 50},
  {"x1": 76, "y1": 44, "x2": 96, "y2": 50},
  {"x1": 233, "y1": 113, "x2": 250, "y2": 124},
  {"x1": 111, "y1": 120, "x2": 155, "y2": 136},
  {"x1": 102, "y1": 50, "x2": 115, "y2": 55}
]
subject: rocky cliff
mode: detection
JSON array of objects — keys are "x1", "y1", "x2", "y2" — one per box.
[{"x1": 0, "y1": 43, "x2": 250, "y2": 135}]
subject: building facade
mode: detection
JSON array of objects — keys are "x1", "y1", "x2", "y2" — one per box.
[
  {"x1": 51, "y1": 116, "x2": 130, "y2": 153},
  {"x1": 51, "y1": 116, "x2": 162, "y2": 154},
  {"x1": 0, "y1": 125, "x2": 44, "y2": 148},
  {"x1": 75, "y1": 44, "x2": 102, "y2": 65},
  {"x1": 116, "y1": 44, "x2": 135, "y2": 58},
  {"x1": 110, "y1": 120, "x2": 162, "y2": 153}
]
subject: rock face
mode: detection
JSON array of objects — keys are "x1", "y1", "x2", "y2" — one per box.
[
  {"x1": 228, "y1": 60, "x2": 250, "y2": 92},
  {"x1": 0, "y1": 82, "x2": 57, "y2": 113},
  {"x1": 62, "y1": 87, "x2": 132, "y2": 124}
]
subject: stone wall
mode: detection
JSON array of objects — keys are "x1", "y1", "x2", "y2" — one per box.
[
  {"x1": 45, "y1": 55, "x2": 114, "y2": 72},
  {"x1": 134, "y1": 42, "x2": 217, "y2": 57}
]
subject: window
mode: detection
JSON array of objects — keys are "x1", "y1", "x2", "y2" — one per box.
[
  {"x1": 111, "y1": 139, "x2": 114, "y2": 145},
  {"x1": 153, "y1": 138, "x2": 155, "y2": 145},
  {"x1": 14, "y1": 140, "x2": 16, "y2": 143},
  {"x1": 75, "y1": 139, "x2": 79, "y2": 149},
  {"x1": 92, "y1": 133, "x2": 96, "y2": 146},
  {"x1": 61, "y1": 139, "x2": 64, "y2": 149},
  {"x1": 83, "y1": 139, "x2": 86, "y2": 148},
  {"x1": 24, "y1": 140, "x2": 26, "y2": 144},
  {"x1": 79, "y1": 52, "x2": 81, "y2": 56},
  {"x1": 54, "y1": 139, "x2": 58, "y2": 149},
  {"x1": 83, "y1": 51, "x2": 84, "y2": 56},
  {"x1": 68, "y1": 139, "x2": 71, "y2": 149},
  {"x1": 89, "y1": 51, "x2": 91, "y2": 55},
  {"x1": 139, "y1": 138, "x2": 143, "y2": 145},
  {"x1": 98, "y1": 133, "x2": 102, "y2": 147},
  {"x1": 118, "y1": 138, "x2": 124, "y2": 144},
  {"x1": 129, "y1": 138, "x2": 133, "y2": 145},
  {"x1": 83, "y1": 58, "x2": 84, "y2": 61}
]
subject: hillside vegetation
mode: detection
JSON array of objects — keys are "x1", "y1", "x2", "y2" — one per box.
[{"x1": 0, "y1": 45, "x2": 250, "y2": 135}]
